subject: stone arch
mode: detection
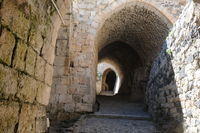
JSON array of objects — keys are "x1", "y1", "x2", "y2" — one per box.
[
  {"x1": 96, "y1": 59, "x2": 124, "y2": 95},
  {"x1": 93, "y1": 1, "x2": 174, "y2": 50},
  {"x1": 92, "y1": 0, "x2": 174, "y2": 37},
  {"x1": 101, "y1": 68, "x2": 116, "y2": 91},
  {"x1": 92, "y1": 0, "x2": 175, "y2": 102},
  {"x1": 82, "y1": 0, "x2": 186, "y2": 44}
]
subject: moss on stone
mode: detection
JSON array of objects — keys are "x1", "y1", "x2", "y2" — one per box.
[
  {"x1": 1, "y1": 0, "x2": 30, "y2": 40},
  {"x1": 0, "y1": 29, "x2": 16, "y2": 65}
]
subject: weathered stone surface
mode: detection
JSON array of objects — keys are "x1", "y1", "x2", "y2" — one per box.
[
  {"x1": 17, "y1": 74, "x2": 38, "y2": 103},
  {"x1": 75, "y1": 103, "x2": 93, "y2": 112},
  {"x1": 35, "y1": 55, "x2": 45, "y2": 81},
  {"x1": 57, "y1": 27, "x2": 69, "y2": 40},
  {"x1": 18, "y1": 104, "x2": 35, "y2": 133},
  {"x1": 28, "y1": 28, "x2": 44, "y2": 53},
  {"x1": 13, "y1": 41, "x2": 27, "y2": 71},
  {"x1": 0, "y1": 101, "x2": 20, "y2": 133},
  {"x1": 45, "y1": 63, "x2": 53, "y2": 86},
  {"x1": 36, "y1": 84, "x2": 51, "y2": 106},
  {"x1": 147, "y1": 2, "x2": 200, "y2": 132},
  {"x1": 1, "y1": 0, "x2": 198, "y2": 132},
  {"x1": 0, "y1": 0, "x2": 68, "y2": 132},
  {"x1": 0, "y1": 64, "x2": 18, "y2": 99},
  {"x1": 18, "y1": 104, "x2": 47, "y2": 132},
  {"x1": 42, "y1": 43, "x2": 55, "y2": 65},
  {"x1": 36, "y1": 117, "x2": 47, "y2": 133},
  {"x1": 25, "y1": 47, "x2": 36, "y2": 76},
  {"x1": 55, "y1": 40, "x2": 69, "y2": 56},
  {"x1": 53, "y1": 56, "x2": 68, "y2": 66},
  {"x1": 0, "y1": 29, "x2": 16, "y2": 65},
  {"x1": 1, "y1": 0, "x2": 30, "y2": 40}
]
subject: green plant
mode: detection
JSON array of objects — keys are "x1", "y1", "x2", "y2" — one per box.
[{"x1": 166, "y1": 48, "x2": 172, "y2": 55}]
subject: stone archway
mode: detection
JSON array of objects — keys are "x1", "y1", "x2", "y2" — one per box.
[
  {"x1": 93, "y1": 2, "x2": 174, "y2": 104},
  {"x1": 96, "y1": 59, "x2": 124, "y2": 95},
  {"x1": 101, "y1": 69, "x2": 116, "y2": 91}
]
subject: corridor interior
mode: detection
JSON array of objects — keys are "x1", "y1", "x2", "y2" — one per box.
[{"x1": 0, "y1": 0, "x2": 199, "y2": 133}]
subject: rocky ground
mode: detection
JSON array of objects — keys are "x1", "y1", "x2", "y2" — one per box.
[{"x1": 49, "y1": 95, "x2": 160, "y2": 133}]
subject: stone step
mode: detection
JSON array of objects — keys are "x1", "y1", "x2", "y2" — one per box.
[
  {"x1": 49, "y1": 127, "x2": 73, "y2": 133},
  {"x1": 88, "y1": 113, "x2": 152, "y2": 121}
]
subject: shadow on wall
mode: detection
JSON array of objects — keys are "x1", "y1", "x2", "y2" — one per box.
[{"x1": 146, "y1": 42, "x2": 184, "y2": 133}]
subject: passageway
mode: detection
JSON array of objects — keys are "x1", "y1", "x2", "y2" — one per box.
[
  {"x1": 75, "y1": 2, "x2": 172, "y2": 132},
  {"x1": 1, "y1": 0, "x2": 200, "y2": 132},
  {"x1": 50, "y1": 2, "x2": 172, "y2": 133},
  {"x1": 105, "y1": 70, "x2": 116, "y2": 91}
]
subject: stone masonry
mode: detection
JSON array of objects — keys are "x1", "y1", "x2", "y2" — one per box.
[
  {"x1": 147, "y1": 1, "x2": 200, "y2": 132},
  {"x1": 0, "y1": 0, "x2": 69, "y2": 132},
  {"x1": 0, "y1": 0, "x2": 200, "y2": 133}
]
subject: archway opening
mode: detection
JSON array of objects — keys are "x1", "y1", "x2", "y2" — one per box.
[{"x1": 105, "y1": 70, "x2": 116, "y2": 91}]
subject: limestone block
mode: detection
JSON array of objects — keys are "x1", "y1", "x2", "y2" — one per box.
[
  {"x1": 25, "y1": 47, "x2": 36, "y2": 76},
  {"x1": 55, "y1": 84, "x2": 68, "y2": 94},
  {"x1": 41, "y1": 43, "x2": 55, "y2": 65},
  {"x1": 67, "y1": 87, "x2": 77, "y2": 95},
  {"x1": 35, "y1": 55, "x2": 45, "y2": 81},
  {"x1": 36, "y1": 84, "x2": 51, "y2": 106},
  {"x1": 28, "y1": 28, "x2": 44, "y2": 53},
  {"x1": 57, "y1": 27, "x2": 69, "y2": 40},
  {"x1": 55, "y1": 40, "x2": 69, "y2": 56},
  {"x1": 75, "y1": 103, "x2": 93, "y2": 112},
  {"x1": 18, "y1": 104, "x2": 36, "y2": 133},
  {"x1": 0, "y1": 101, "x2": 20, "y2": 133},
  {"x1": 76, "y1": 87, "x2": 90, "y2": 95},
  {"x1": 1, "y1": 0, "x2": 30, "y2": 40},
  {"x1": 13, "y1": 41, "x2": 27, "y2": 71},
  {"x1": 60, "y1": 76, "x2": 69, "y2": 85},
  {"x1": 45, "y1": 63, "x2": 53, "y2": 86},
  {"x1": 0, "y1": 64, "x2": 18, "y2": 99},
  {"x1": 64, "y1": 103, "x2": 75, "y2": 112},
  {"x1": 82, "y1": 95, "x2": 93, "y2": 104},
  {"x1": 36, "y1": 117, "x2": 47, "y2": 133},
  {"x1": 54, "y1": 56, "x2": 69, "y2": 66},
  {"x1": 53, "y1": 65, "x2": 69, "y2": 77},
  {"x1": 59, "y1": 94, "x2": 73, "y2": 104},
  {"x1": 0, "y1": 29, "x2": 15, "y2": 65},
  {"x1": 17, "y1": 74, "x2": 38, "y2": 103},
  {"x1": 73, "y1": 95, "x2": 82, "y2": 103}
]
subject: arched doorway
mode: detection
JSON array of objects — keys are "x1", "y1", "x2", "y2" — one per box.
[
  {"x1": 105, "y1": 70, "x2": 116, "y2": 91},
  {"x1": 102, "y1": 69, "x2": 117, "y2": 92}
]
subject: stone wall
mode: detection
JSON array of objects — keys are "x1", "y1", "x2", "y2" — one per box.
[
  {"x1": 47, "y1": 1, "x2": 72, "y2": 122},
  {"x1": 146, "y1": 1, "x2": 200, "y2": 132},
  {"x1": 0, "y1": 0, "x2": 69, "y2": 132}
]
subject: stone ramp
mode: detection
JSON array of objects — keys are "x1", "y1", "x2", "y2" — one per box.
[
  {"x1": 88, "y1": 113, "x2": 151, "y2": 121},
  {"x1": 49, "y1": 95, "x2": 160, "y2": 133},
  {"x1": 49, "y1": 114, "x2": 158, "y2": 133},
  {"x1": 71, "y1": 115, "x2": 158, "y2": 133}
]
